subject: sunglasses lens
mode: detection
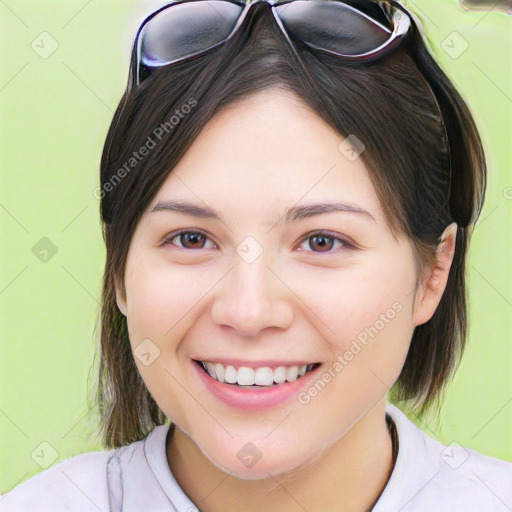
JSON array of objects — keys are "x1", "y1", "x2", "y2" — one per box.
[
  {"x1": 275, "y1": 0, "x2": 392, "y2": 56},
  {"x1": 140, "y1": 1, "x2": 244, "y2": 68}
]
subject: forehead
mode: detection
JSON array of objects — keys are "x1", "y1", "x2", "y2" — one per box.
[{"x1": 151, "y1": 88, "x2": 384, "y2": 225}]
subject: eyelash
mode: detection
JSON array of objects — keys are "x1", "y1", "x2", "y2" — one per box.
[{"x1": 162, "y1": 230, "x2": 355, "y2": 254}]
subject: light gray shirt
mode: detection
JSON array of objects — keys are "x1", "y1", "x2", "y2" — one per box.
[{"x1": 1, "y1": 403, "x2": 511, "y2": 511}]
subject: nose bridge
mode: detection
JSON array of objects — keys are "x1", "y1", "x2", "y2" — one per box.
[
  {"x1": 234, "y1": 249, "x2": 274, "y2": 302},
  {"x1": 210, "y1": 246, "x2": 293, "y2": 336}
]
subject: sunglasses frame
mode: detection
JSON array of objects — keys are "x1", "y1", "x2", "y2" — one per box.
[{"x1": 132, "y1": 0, "x2": 411, "y2": 87}]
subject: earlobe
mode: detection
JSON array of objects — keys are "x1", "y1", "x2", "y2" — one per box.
[{"x1": 412, "y1": 222, "x2": 458, "y2": 326}]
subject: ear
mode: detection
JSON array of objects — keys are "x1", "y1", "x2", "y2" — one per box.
[
  {"x1": 412, "y1": 222, "x2": 458, "y2": 326},
  {"x1": 115, "y1": 277, "x2": 127, "y2": 317}
]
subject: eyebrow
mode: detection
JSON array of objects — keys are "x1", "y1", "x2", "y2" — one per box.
[{"x1": 149, "y1": 200, "x2": 377, "y2": 224}]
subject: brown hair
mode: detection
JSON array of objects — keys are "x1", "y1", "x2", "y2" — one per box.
[{"x1": 88, "y1": 2, "x2": 486, "y2": 448}]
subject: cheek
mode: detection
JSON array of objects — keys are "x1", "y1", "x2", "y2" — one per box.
[
  {"x1": 330, "y1": 253, "x2": 416, "y2": 389},
  {"x1": 289, "y1": 251, "x2": 416, "y2": 356},
  {"x1": 122, "y1": 258, "x2": 219, "y2": 429},
  {"x1": 123, "y1": 257, "x2": 217, "y2": 345},
  {"x1": 287, "y1": 257, "x2": 415, "y2": 414}
]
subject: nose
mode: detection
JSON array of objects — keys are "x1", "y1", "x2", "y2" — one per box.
[{"x1": 210, "y1": 255, "x2": 294, "y2": 337}]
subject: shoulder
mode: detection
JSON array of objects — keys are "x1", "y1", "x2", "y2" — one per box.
[
  {"x1": 421, "y1": 434, "x2": 512, "y2": 510},
  {"x1": 381, "y1": 403, "x2": 512, "y2": 512},
  {"x1": 0, "y1": 425, "x2": 173, "y2": 512},
  {"x1": 0, "y1": 449, "x2": 113, "y2": 512}
]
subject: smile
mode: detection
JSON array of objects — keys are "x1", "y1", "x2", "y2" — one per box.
[{"x1": 195, "y1": 360, "x2": 320, "y2": 387}]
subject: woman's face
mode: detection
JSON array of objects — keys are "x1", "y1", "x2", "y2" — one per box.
[{"x1": 117, "y1": 88, "x2": 431, "y2": 478}]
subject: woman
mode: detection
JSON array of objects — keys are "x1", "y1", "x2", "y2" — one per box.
[{"x1": 2, "y1": 1, "x2": 510, "y2": 511}]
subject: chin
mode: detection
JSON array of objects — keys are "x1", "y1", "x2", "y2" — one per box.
[
  {"x1": 212, "y1": 454, "x2": 299, "y2": 480},
  {"x1": 201, "y1": 437, "x2": 310, "y2": 481}
]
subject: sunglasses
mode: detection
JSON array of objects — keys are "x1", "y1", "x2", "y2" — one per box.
[
  {"x1": 132, "y1": 0, "x2": 412, "y2": 87},
  {"x1": 128, "y1": 0, "x2": 452, "y2": 215}
]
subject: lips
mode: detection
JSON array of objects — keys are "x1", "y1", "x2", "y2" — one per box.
[{"x1": 192, "y1": 358, "x2": 323, "y2": 410}]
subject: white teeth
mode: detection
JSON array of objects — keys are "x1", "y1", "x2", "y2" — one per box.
[
  {"x1": 224, "y1": 365, "x2": 238, "y2": 384},
  {"x1": 286, "y1": 366, "x2": 299, "y2": 382},
  {"x1": 273, "y1": 366, "x2": 287, "y2": 384},
  {"x1": 254, "y1": 367, "x2": 274, "y2": 386},
  {"x1": 205, "y1": 362, "x2": 216, "y2": 379},
  {"x1": 237, "y1": 367, "x2": 254, "y2": 385},
  {"x1": 214, "y1": 363, "x2": 225, "y2": 383},
  {"x1": 199, "y1": 361, "x2": 316, "y2": 386}
]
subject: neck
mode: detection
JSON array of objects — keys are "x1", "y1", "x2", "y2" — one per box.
[{"x1": 166, "y1": 400, "x2": 395, "y2": 512}]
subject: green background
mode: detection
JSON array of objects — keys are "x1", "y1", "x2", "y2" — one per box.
[{"x1": 1, "y1": 0, "x2": 511, "y2": 494}]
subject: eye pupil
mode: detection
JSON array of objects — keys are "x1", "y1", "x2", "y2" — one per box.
[
  {"x1": 310, "y1": 235, "x2": 334, "y2": 252},
  {"x1": 181, "y1": 232, "x2": 205, "y2": 248}
]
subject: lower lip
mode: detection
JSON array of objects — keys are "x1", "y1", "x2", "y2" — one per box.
[{"x1": 192, "y1": 361, "x2": 321, "y2": 410}]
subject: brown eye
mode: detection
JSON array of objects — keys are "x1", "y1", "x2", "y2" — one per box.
[
  {"x1": 165, "y1": 231, "x2": 216, "y2": 250},
  {"x1": 309, "y1": 234, "x2": 335, "y2": 252},
  {"x1": 297, "y1": 232, "x2": 353, "y2": 253},
  {"x1": 180, "y1": 232, "x2": 206, "y2": 249}
]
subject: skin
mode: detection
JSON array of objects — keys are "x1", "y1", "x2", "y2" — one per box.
[{"x1": 116, "y1": 87, "x2": 457, "y2": 512}]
